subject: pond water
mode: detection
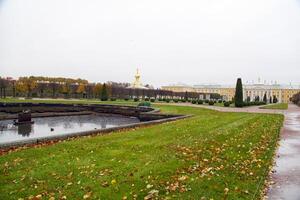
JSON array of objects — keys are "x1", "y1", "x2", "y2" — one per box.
[{"x1": 0, "y1": 114, "x2": 140, "y2": 144}]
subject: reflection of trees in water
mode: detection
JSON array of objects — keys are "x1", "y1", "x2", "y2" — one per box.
[
  {"x1": 100, "y1": 118, "x2": 108, "y2": 129},
  {"x1": 63, "y1": 120, "x2": 73, "y2": 129},
  {"x1": 18, "y1": 124, "x2": 32, "y2": 137},
  {"x1": 0, "y1": 124, "x2": 8, "y2": 132},
  {"x1": 45, "y1": 116, "x2": 68, "y2": 127}
]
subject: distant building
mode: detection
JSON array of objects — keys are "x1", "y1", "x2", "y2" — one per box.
[
  {"x1": 162, "y1": 79, "x2": 300, "y2": 103},
  {"x1": 127, "y1": 69, "x2": 149, "y2": 89}
]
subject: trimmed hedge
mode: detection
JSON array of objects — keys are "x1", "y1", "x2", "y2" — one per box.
[
  {"x1": 138, "y1": 102, "x2": 151, "y2": 107},
  {"x1": 208, "y1": 100, "x2": 215, "y2": 105},
  {"x1": 224, "y1": 101, "x2": 230, "y2": 107},
  {"x1": 243, "y1": 101, "x2": 266, "y2": 106},
  {"x1": 197, "y1": 100, "x2": 204, "y2": 104}
]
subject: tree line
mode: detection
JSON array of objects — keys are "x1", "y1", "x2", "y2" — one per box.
[{"x1": 0, "y1": 76, "x2": 219, "y2": 100}]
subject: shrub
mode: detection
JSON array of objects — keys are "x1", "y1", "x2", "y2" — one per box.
[
  {"x1": 158, "y1": 98, "x2": 163, "y2": 101},
  {"x1": 173, "y1": 99, "x2": 179, "y2": 103},
  {"x1": 138, "y1": 101, "x2": 151, "y2": 107},
  {"x1": 165, "y1": 99, "x2": 170, "y2": 103},
  {"x1": 181, "y1": 99, "x2": 186, "y2": 103},
  {"x1": 208, "y1": 100, "x2": 215, "y2": 105},
  {"x1": 134, "y1": 98, "x2": 139, "y2": 102},
  {"x1": 204, "y1": 99, "x2": 209, "y2": 104},
  {"x1": 197, "y1": 100, "x2": 203, "y2": 104},
  {"x1": 192, "y1": 100, "x2": 197, "y2": 104},
  {"x1": 224, "y1": 101, "x2": 230, "y2": 107},
  {"x1": 144, "y1": 98, "x2": 150, "y2": 101},
  {"x1": 218, "y1": 99, "x2": 223, "y2": 103},
  {"x1": 150, "y1": 98, "x2": 155, "y2": 102},
  {"x1": 124, "y1": 98, "x2": 129, "y2": 101},
  {"x1": 110, "y1": 98, "x2": 117, "y2": 101}
]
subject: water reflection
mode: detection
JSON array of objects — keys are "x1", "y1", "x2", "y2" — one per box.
[
  {"x1": 0, "y1": 114, "x2": 139, "y2": 144},
  {"x1": 17, "y1": 124, "x2": 32, "y2": 137}
]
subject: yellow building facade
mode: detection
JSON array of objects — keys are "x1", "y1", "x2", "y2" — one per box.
[{"x1": 162, "y1": 83, "x2": 300, "y2": 103}]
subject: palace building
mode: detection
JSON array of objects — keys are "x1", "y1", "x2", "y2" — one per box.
[{"x1": 162, "y1": 80, "x2": 300, "y2": 103}]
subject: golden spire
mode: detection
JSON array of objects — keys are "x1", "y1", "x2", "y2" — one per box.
[{"x1": 132, "y1": 68, "x2": 142, "y2": 88}]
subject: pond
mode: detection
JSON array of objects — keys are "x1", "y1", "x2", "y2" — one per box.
[{"x1": 0, "y1": 114, "x2": 140, "y2": 144}]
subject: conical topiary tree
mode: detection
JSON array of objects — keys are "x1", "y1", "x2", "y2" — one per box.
[
  {"x1": 101, "y1": 83, "x2": 108, "y2": 101},
  {"x1": 235, "y1": 78, "x2": 244, "y2": 107},
  {"x1": 263, "y1": 93, "x2": 267, "y2": 103}
]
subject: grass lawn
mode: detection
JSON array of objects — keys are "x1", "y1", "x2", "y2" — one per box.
[
  {"x1": 0, "y1": 104, "x2": 283, "y2": 199},
  {"x1": 260, "y1": 103, "x2": 288, "y2": 110},
  {"x1": 0, "y1": 97, "x2": 139, "y2": 106}
]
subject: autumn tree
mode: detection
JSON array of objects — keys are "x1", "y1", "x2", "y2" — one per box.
[
  {"x1": 18, "y1": 77, "x2": 37, "y2": 97},
  {"x1": 93, "y1": 83, "x2": 102, "y2": 98},
  {"x1": 76, "y1": 83, "x2": 86, "y2": 98}
]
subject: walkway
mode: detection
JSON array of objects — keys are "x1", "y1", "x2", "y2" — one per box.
[{"x1": 267, "y1": 104, "x2": 300, "y2": 200}]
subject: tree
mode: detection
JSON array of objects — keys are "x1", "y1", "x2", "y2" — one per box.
[
  {"x1": 93, "y1": 83, "x2": 102, "y2": 98},
  {"x1": 246, "y1": 96, "x2": 251, "y2": 102},
  {"x1": 0, "y1": 78, "x2": 8, "y2": 98},
  {"x1": 49, "y1": 82, "x2": 58, "y2": 98},
  {"x1": 18, "y1": 77, "x2": 37, "y2": 97},
  {"x1": 61, "y1": 83, "x2": 70, "y2": 98},
  {"x1": 234, "y1": 78, "x2": 243, "y2": 107},
  {"x1": 76, "y1": 84, "x2": 86, "y2": 98},
  {"x1": 263, "y1": 93, "x2": 267, "y2": 103},
  {"x1": 101, "y1": 83, "x2": 108, "y2": 101},
  {"x1": 184, "y1": 91, "x2": 188, "y2": 101},
  {"x1": 269, "y1": 96, "x2": 272, "y2": 104},
  {"x1": 273, "y1": 95, "x2": 278, "y2": 103}
]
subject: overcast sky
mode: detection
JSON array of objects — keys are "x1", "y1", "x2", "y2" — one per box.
[{"x1": 1, "y1": 0, "x2": 300, "y2": 87}]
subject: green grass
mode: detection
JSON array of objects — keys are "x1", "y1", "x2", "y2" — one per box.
[
  {"x1": 0, "y1": 97, "x2": 139, "y2": 106},
  {"x1": 260, "y1": 103, "x2": 288, "y2": 110},
  {"x1": 0, "y1": 103, "x2": 283, "y2": 199}
]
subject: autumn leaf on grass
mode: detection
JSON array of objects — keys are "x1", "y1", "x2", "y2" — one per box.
[
  {"x1": 101, "y1": 181, "x2": 109, "y2": 187},
  {"x1": 144, "y1": 190, "x2": 159, "y2": 200},
  {"x1": 111, "y1": 179, "x2": 117, "y2": 185},
  {"x1": 83, "y1": 192, "x2": 92, "y2": 199}
]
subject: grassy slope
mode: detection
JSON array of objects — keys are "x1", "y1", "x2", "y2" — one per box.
[
  {"x1": 260, "y1": 103, "x2": 288, "y2": 110},
  {"x1": 0, "y1": 105, "x2": 283, "y2": 200}
]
